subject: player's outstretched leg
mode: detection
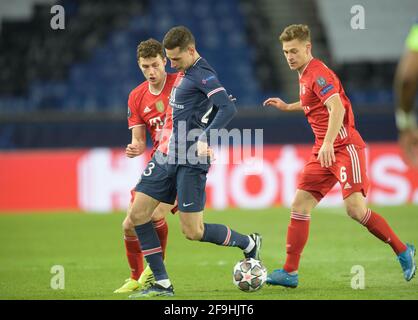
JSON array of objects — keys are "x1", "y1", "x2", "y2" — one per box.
[
  {"x1": 345, "y1": 193, "x2": 416, "y2": 282},
  {"x1": 200, "y1": 223, "x2": 262, "y2": 259},
  {"x1": 179, "y1": 211, "x2": 262, "y2": 261},
  {"x1": 359, "y1": 209, "x2": 416, "y2": 281},
  {"x1": 202, "y1": 225, "x2": 262, "y2": 257}
]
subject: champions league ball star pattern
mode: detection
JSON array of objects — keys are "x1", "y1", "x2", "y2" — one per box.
[{"x1": 233, "y1": 258, "x2": 267, "y2": 292}]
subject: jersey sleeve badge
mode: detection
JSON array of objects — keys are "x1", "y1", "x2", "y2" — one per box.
[{"x1": 316, "y1": 77, "x2": 327, "y2": 87}]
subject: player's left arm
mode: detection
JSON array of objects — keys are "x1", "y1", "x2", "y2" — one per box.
[
  {"x1": 203, "y1": 91, "x2": 237, "y2": 133},
  {"x1": 195, "y1": 70, "x2": 237, "y2": 156},
  {"x1": 197, "y1": 91, "x2": 237, "y2": 157},
  {"x1": 317, "y1": 94, "x2": 346, "y2": 168}
]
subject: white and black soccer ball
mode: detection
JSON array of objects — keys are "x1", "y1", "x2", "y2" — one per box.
[{"x1": 232, "y1": 258, "x2": 267, "y2": 292}]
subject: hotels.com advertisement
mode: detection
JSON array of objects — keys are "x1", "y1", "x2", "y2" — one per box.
[{"x1": 1, "y1": 143, "x2": 418, "y2": 213}]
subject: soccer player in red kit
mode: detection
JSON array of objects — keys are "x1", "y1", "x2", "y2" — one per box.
[
  {"x1": 114, "y1": 39, "x2": 177, "y2": 293},
  {"x1": 263, "y1": 24, "x2": 416, "y2": 287}
]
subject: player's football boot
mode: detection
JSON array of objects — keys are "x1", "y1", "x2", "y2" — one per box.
[
  {"x1": 244, "y1": 233, "x2": 262, "y2": 260},
  {"x1": 397, "y1": 243, "x2": 416, "y2": 281},
  {"x1": 266, "y1": 269, "x2": 298, "y2": 288},
  {"x1": 128, "y1": 283, "x2": 174, "y2": 298},
  {"x1": 137, "y1": 265, "x2": 155, "y2": 289},
  {"x1": 113, "y1": 278, "x2": 140, "y2": 293}
]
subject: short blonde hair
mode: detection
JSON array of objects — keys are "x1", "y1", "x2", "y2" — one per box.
[{"x1": 279, "y1": 24, "x2": 311, "y2": 42}]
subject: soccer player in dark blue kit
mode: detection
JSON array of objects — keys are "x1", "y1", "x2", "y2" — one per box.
[{"x1": 127, "y1": 26, "x2": 262, "y2": 298}]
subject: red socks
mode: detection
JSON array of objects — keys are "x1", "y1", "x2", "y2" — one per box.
[
  {"x1": 124, "y1": 218, "x2": 169, "y2": 280},
  {"x1": 281, "y1": 209, "x2": 407, "y2": 274},
  {"x1": 361, "y1": 209, "x2": 407, "y2": 255},
  {"x1": 153, "y1": 219, "x2": 169, "y2": 259},
  {"x1": 124, "y1": 235, "x2": 143, "y2": 280},
  {"x1": 283, "y1": 212, "x2": 311, "y2": 273}
]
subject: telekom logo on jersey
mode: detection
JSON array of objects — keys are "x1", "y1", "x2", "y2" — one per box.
[
  {"x1": 149, "y1": 116, "x2": 163, "y2": 131},
  {"x1": 77, "y1": 145, "x2": 418, "y2": 212}
]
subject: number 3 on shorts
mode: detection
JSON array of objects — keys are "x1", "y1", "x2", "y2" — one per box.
[
  {"x1": 143, "y1": 162, "x2": 155, "y2": 177},
  {"x1": 340, "y1": 166, "x2": 347, "y2": 183}
]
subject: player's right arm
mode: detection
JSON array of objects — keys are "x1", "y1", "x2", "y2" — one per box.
[
  {"x1": 126, "y1": 126, "x2": 146, "y2": 158},
  {"x1": 263, "y1": 98, "x2": 303, "y2": 112},
  {"x1": 126, "y1": 90, "x2": 147, "y2": 158}
]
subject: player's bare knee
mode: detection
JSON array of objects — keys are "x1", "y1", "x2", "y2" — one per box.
[
  {"x1": 290, "y1": 202, "x2": 311, "y2": 215},
  {"x1": 122, "y1": 217, "x2": 134, "y2": 233},
  {"x1": 346, "y1": 205, "x2": 366, "y2": 222},
  {"x1": 129, "y1": 206, "x2": 149, "y2": 225}
]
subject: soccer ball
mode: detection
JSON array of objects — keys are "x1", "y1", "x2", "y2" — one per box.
[{"x1": 232, "y1": 258, "x2": 267, "y2": 292}]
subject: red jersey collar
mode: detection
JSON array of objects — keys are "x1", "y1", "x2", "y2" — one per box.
[
  {"x1": 298, "y1": 57, "x2": 314, "y2": 79},
  {"x1": 148, "y1": 73, "x2": 167, "y2": 96}
]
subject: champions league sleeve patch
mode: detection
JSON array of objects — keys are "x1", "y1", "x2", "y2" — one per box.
[
  {"x1": 316, "y1": 77, "x2": 327, "y2": 87},
  {"x1": 201, "y1": 75, "x2": 216, "y2": 85},
  {"x1": 320, "y1": 84, "x2": 334, "y2": 96},
  {"x1": 127, "y1": 107, "x2": 131, "y2": 118},
  {"x1": 316, "y1": 76, "x2": 334, "y2": 96}
]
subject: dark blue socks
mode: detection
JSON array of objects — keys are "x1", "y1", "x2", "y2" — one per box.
[{"x1": 200, "y1": 223, "x2": 250, "y2": 249}]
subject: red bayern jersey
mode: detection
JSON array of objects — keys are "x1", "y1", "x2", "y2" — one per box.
[
  {"x1": 127, "y1": 73, "x2": 177, "y2": 155},
  {"x1": 299, "y1": 58, "x2": 366, "y2": 154},
  {"x1": 157, "y1": 104, "x2": 172, "y2": 155}
]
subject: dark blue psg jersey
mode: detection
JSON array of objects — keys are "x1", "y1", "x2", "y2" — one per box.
[{"x1": 167, "y1": 57, "x2": 227, "y2": 168}]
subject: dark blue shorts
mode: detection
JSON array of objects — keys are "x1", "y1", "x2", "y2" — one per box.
[{"x1": 134, "y1": 151, "x2": 208, "y2": 212}]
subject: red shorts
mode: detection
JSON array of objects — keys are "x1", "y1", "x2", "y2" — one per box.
[{"x1": 297, "y1": 145, "x2": 370, "y2": 202}]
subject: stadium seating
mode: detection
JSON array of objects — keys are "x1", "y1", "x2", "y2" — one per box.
[
  {"x1": 316, "y1": 0, "x2": 418, "y2": 106},
  {"x1": 0, "y1": 0, "x2": 411, "y2": 149},
  {"x1": 0, "y1": 0, "x2": 263, "y2": 112}
]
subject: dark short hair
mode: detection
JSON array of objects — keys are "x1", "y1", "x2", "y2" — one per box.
[
  {"x1": 136, "y1": 38, "x2": 165, "y2": 61},
  {"x1": 163, "y1": 26, "x2": 195, "y2": 51},
  {"x1": 279, "y1": 24, "x2": 311, "y2": 42}
]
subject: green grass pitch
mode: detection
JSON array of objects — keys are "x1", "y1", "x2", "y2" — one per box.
[{"x1": 0, "y1": 206, "x2": 417, "y2": 300}]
